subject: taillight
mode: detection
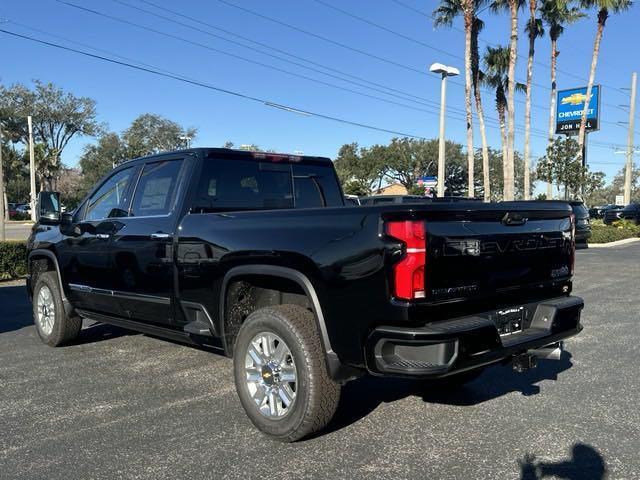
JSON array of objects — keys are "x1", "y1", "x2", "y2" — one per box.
[{"x1": 385, "y1": 220, "x2": 427, "y2": 300}]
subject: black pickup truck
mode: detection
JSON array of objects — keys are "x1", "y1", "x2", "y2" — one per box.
[{"x1": 27, "y1": 148, "x2": 583, "y2": 441}]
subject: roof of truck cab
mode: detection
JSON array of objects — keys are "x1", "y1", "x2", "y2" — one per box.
[{"x1": 122, "y1": 147, "x2": 333, "y2": 164}]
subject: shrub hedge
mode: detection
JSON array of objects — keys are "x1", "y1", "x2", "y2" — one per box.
[
  {"x1": 0, "y1": 241, "x2": 28, "y2": 280},
  {"x1": 589, "y1": 219, "x2": 640, "y2": 244}
]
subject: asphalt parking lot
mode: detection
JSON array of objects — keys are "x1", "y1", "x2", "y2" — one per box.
[{"x1": 1, "y1": 244, "x2": 639, "y2": 480}]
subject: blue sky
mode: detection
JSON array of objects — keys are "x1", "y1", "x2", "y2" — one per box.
[{"x1": 1, "y1": 0, "x2": 639, "y2": 188}]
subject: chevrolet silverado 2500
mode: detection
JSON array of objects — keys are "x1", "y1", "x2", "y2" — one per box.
[{"x1": 27, "y1": 148, "x2": 583, "y2": 441}]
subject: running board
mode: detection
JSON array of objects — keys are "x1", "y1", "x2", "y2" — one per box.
[{"x1": 76, "y1": 309, "x2": 217, "y2": 347}]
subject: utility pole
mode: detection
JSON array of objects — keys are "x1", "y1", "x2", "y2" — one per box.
[
  {"x1": 28, "y1": 116, "x2": 37, "y2": 222},
  {"x1": 0, "y1": 127, "x2": 5, "y2": 241},
  {"x1": 624, "y1": 72, "x2": 637, "y2": 205}
]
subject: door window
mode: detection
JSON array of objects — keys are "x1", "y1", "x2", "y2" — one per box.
[
  {"x1": 131, "y1": 160, "x2": 183, "y2": 217},
  {"x1": 85, "y1": 167, "x2": 136, "y2": 221}
]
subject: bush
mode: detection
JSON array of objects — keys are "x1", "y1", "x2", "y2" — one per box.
[
  {"x1": 589, "y1": 220, "x2": 640, "y2": 244},
  {"x1": 10, "y1": 212, "x2": 31, "y2": 221},
  {"x1": 0, "y1": 241, "x2": 28, "y2": 280}
]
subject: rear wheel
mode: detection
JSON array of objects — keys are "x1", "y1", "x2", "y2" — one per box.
[
  {"x1": 33, "y1": 272, "x2": 82, "y2": 346},
  {"x1": 233, "y1": 304, "x2": 340, "y2": 442}
]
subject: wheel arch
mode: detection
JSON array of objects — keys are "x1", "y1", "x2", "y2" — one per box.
[
  {"x1": 219, "y1": 265, "x2": 354, "y2": 381},
  {"x1": 27, "y1": 249, "x2": 73, "y2": 316}
]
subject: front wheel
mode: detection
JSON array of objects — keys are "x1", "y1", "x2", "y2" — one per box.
[
  {"x1": 32, "y1": 271, "x2": 82, "y2": 346},
  {"x1": 233, "y1": 304, "x2": 341, "y2": 442}
]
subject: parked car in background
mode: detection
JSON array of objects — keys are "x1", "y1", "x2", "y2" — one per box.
[
  {"x1": 620, "y1": 202, "x2": 640, "y2": 224},
  {"x1": 8, "y1": 203, "x2": 18, "y2": 218},
  {"x1": 16, "y1": 204, "x2": 31, "y2": 215},
  {"x1": 588, "y1": 204, "x2": 618, "y2": 219},
  {"x1": 603, "y1": 205, "x2": 626, "y2": 225},
  {"x1": 570, "y1": 201, "x2": 591, "y2": 244}
]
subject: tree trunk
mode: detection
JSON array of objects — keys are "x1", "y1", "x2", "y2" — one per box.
[
  {"x1": 505, "y1": 0, "x2": 519, "y2": 201},
  {"x1": 524, "y1": 1, "x2": 536, "y2": 201},
  {"x1": 474, "y1": 86, "x2": 490, "y2": 202},
  {"x1": 464, "y1": 4, "x2": 475, "y2": 198},
  {"x1": 498, "y1": 101, "x2": 508, "y2": 180},
  {"x1": 578, "y1": 10, "x2": 607, "y2": 159},
  {"x1": 471, "y1": 19, "x2": 490, "y2": 202},
  {"x1": 546, "y1": 37, "x2": 558, "y2": 199}
]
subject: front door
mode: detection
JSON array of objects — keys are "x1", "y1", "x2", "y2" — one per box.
[
  {"x1": 109, "y1": 157, "x2": 187, "y2": 325},
  {"x1": 63, "y1": 165, "x2": 139, "y2": 317}
]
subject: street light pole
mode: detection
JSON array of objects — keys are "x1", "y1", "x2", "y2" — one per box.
[
  {"x1": 430, "y1": 63, "x2": 459, "y2": 198},
  {"x1": 624, "y1": 72, "x2": 637, "y2": 205}
]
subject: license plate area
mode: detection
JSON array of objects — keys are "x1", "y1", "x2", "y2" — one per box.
[{"x1": 494, "y1": 307, "x2": 524, "y2": 336}]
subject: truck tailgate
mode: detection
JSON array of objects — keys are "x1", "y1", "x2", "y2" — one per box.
[{"x1": 383, "y1": 203, "x2": 574, "y2": 303}]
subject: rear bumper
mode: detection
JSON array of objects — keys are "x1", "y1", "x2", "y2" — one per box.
[{"x1": 365, "y1": 295, "x2": 583, "y2": 378}]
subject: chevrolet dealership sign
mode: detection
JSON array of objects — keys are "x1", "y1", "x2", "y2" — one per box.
[{"x1": 556, "y1": 85, "x2": 600, "y2": 134}]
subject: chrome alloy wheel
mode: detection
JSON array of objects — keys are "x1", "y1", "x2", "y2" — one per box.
[
  {"x1": 245, "y1": 332, "x2": 297, "y2": 418},
  {"x1": 36, "y1": 285, "x2": 55, "y2": 336}
]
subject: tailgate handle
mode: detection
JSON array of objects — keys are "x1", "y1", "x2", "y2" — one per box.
[{"x1": 502, "y1": 212, "x2": 528, "y2": 226}]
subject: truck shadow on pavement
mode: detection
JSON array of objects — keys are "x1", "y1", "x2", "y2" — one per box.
[
  {"x1": 325, "y1": 353, "x2": 573, "y2": 435},
  {"x1": 519, "y1": 443, "x2": 606, "y2": 480},
  {"x1": 0, "y1": 285, "x2": 33, "y2": 334}
]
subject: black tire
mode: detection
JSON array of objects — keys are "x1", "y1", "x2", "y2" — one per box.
[
  {"x1": 32, "y1": 271, "x2": 82, "y2": 347},
  {"x1": 233, "y1": 304, "x2": 341, "y2": 442}
]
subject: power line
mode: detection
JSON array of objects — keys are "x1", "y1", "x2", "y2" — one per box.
[
  {"x1": 389, "y1": 0, "x2": 630, "y2": 96},
  {"x1": 0, "y1": 28, "x2": 430, "y2": 140},
  {"x1": 310, "y1": 0, "x2": 551, "y2": 92},
  {"x1": 55, "y1": 1, "x2": 453, "y2": 119},
  {"x1": 64, "y1": 0, "x2": 616, "y2": 142},
  {"x1": 3, "y1": 18, "x2": 627, "y2": 153},
  {"x1": 132, "y1": 0, "x2": 443, "y2": 108},
  {"x1": 113, "y1": 0, "x2": 450, "y2": 111},
  {"x1": 60, "y1": 0, "x2": 548, "y2": 132}
]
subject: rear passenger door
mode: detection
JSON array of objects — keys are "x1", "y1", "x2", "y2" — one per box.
[{"x1": 109, "y1": 157, "x2": 190, "y2": 325}]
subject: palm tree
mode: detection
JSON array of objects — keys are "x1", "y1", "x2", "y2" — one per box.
[
  {"x1": 577, "y1": 0, "x2": 632, "y2": 159},
  {"x1": 540, "y1": 0, "x2": 585, "y2": 198},
  {"x1": 523, "y1": 1, "x2": 544, "y2": 200},
  {"x1": 434, "y1": 2, "x2": 491, "y2": 200},
  {"x1": 490, "y1": 1, "x2": 523, "y2": 200},
  {"x1": 483, "y1": 46, "x2": 526, "y2": 188},
  {"x1": 433, "y1": 0, "x2": 480, "y2": 198}
]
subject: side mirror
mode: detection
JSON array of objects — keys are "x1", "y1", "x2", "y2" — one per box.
[{"x1": 37, "y1": 191, "x2": 61, "y2": 225}]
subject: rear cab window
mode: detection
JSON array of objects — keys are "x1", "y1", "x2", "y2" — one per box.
[{"x1": 191, "y1": 156, "x2": 343, "y2": 213}]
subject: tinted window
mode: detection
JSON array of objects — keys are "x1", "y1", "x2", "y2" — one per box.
[
  {"x1": 192, "y1": 159, "x2": 342, "y2": 212},
  {"x1": 85, "y1": 167, "x2": 136, "y2": 221},
  {"x1": 131, "y1": 160, "x2": 183, "y2": 217},
  {"x1": 193, "y1": 158, "x2": 293, "y2": 212},
  {"x1": 293, "y1": 164, "x2": 344, "y2": 208}
]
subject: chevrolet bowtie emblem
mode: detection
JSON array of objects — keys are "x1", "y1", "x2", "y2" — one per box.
[{"x1": 561, "y1": 93, "x2": 590, "y2": 106}]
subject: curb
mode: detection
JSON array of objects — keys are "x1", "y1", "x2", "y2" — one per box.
[{"x1": 588, "y1": 237, "x2": 640, "y2": 248}]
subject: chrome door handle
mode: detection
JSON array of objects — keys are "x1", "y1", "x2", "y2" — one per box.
[
  {"x1": 150, "y1": 233, "x2": 171, "y2": 239},
  {"x1": 96, "y1": 233, "x2": 110, "y2": 240}
]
